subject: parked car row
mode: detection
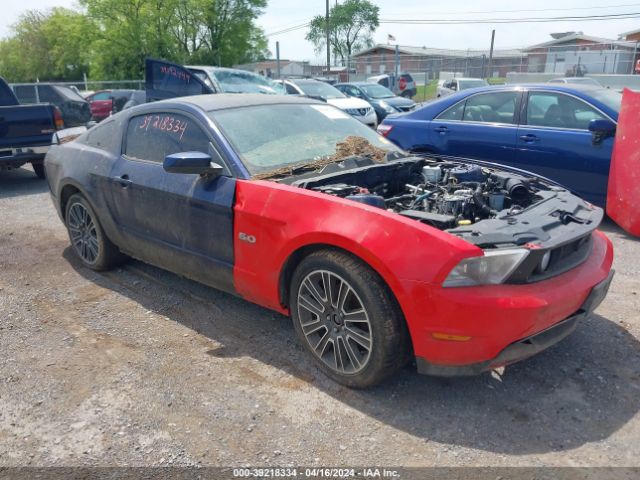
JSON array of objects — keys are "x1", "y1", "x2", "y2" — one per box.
[
  {"x1": 275, "y1": 78, "x2": 378, "y2": 127},
  {"x1": 4, "y1": 56, "x2": 623, "y2": 215},
  {"x1": 146, "y1": 58, "x2": 418, "y2": 128},
  {"x1": 12, "y1": 83, "x2": 92, "y2": 127}
]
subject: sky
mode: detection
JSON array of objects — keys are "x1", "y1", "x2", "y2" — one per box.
[{"x1": 2, "y1": 0, "x2": 640, "y2": 63}]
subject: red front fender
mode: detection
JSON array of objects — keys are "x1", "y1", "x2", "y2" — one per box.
[{"x1": 231, "y1": 179, "x2": 480, "y2": 321}]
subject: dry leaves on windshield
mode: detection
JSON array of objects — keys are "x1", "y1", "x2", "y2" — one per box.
[{"x1": 253, "y1": 136, "x2": 388, "y2": 180}]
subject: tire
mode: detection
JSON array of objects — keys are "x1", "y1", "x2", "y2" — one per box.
[
  {"x1": 32, "y1": 163, "x2": 45, "y2": 179},
  {"x1": 64, "y1": 193, "x2": 123, "y2": 271},
  {"x1": 289, "y1": 249, "x2": 409, "y2": 388}
]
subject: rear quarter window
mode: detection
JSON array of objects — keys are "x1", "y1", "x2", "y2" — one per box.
[
  {"x1": 84, "y1": 120, "x2": 120, "y2": 153},
  {"x1": 436, "y1": 100, "x2": 465, "y2": 121}
]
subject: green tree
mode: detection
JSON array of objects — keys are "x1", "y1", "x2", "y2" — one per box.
[
  {"x1": 0, "y1": 8, "x2": 96, "y2": 82},
  {"x1": 306, "y1": 0, "x2": 379, "y2": 66},
  {"x1": 175, "y1": 0, "x2": 269, "y2": 66},
  {"x1": 0, "y1": 0, "x2": 270, "y2": 82},
  {"x1": 81, "y1": 0, "x2": 269, "y2": 79},
  {"x1": 80, "y1": 0, "x2": 178, "y2": 79}
]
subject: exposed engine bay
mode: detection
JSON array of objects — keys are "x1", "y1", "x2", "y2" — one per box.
[{"x1": 282, "y1": 154, "x2": 602, "y2": 249}]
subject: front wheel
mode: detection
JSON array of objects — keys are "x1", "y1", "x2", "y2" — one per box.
[
  {"x1": 289, "y1": 250, "x2": 409, "y2": 388},
  {"x1": 65, "y1": 193, "x2": 124, "y2": 271}
]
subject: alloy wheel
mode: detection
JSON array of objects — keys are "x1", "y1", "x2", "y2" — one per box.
[
  {"x1": 296, "y1": 270, "x2": 372, "y2": 374},
  {"x1": 67, "y1": 202, "x2": 100, "y2": 264}
]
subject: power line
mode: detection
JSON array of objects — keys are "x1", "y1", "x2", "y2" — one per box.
[
  {"x1": 264, "y1": 10, "x2": 640, "y2": 37},
  {"x1": 382, "y1": 3, "x2": 640, "y2": 17},
  {"x1": 265, "y1": 22, "x2": 310, "y2": 37},
  {"x1": 378, "y1": 12, "x2": 640, "y2": 25}
]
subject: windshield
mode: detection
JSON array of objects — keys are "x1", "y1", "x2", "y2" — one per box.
[
  {"x1": 210, "y1": 103, "x2": 401, "y2": 176},
  {"x1": 213, "y1": 69, "x2": 284, "y2": 94},
  {"x1": 590, "y1": 89, "x2": 622, "y2": 113},
  {"x1": 459, "y1": 80, "x2": 488, "y2": 90},
  {"x1": 295, "y1": 81, "x2": 346, "y2": 99},
  {"x1": 360, "y1": 84, "x2": 395, "y2": 99}
]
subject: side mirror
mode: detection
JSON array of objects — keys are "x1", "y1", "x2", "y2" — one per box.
[
  {"x1": 163, "y1": 151, "x2": 224, "y2": 176},
  {"x1": 588, "y1": 118, "x2": 616, "y2": 143}
]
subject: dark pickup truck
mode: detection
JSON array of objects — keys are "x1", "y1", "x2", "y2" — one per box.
[{"x1": 0, "y1": 77, "x2": 62, "y2": 178}]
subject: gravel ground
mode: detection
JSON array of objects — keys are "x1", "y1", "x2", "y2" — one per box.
[{"x1": 1, "y1": 166, "x2": 639, "y2": 468}]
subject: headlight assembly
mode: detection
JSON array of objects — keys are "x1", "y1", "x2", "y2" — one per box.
[
  {"x1": 379, "y1": 101, "x2": 397, "y2": 114},
  {"x1": 443, "y1": 248, "x2": 529, "y2": 287}
]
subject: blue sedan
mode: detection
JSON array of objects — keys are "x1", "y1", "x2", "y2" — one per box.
[{"x1": 378, "y1": 84, "x2": 622, "y2": 207}]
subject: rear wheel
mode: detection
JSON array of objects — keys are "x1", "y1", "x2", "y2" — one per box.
[
  {"x1": 32, "y1": 163, "x2": 45, "y2": 179},
  {"x1": 65, "y1": 193, "x2": 123, "y2": 271},
  {"x1": 289, "y1": 250, "x2": 409, "y2": 388}
]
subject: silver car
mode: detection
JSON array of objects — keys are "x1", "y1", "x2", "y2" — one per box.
[{"x1": 437, "y1": 78, "x2": 489, "y2": 98}]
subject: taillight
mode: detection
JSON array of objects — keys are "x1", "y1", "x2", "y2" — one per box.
[
  {"x1": 53, "y1": 107, "x2": 64, "y2": 130},
  {"x1": 376, "y1": 124, "x2": 393, "y2": 137}
]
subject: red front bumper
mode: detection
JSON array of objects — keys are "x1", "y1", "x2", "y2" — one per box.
[{"x1": 402, "y1": 230, "x2": 614, "y2": 373}]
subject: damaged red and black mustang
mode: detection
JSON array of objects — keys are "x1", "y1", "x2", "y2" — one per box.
[{"x1": 45, "y1": 94, "x2": 614, "y2": 388}]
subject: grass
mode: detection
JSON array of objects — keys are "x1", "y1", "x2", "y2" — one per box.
[
  {"x1": 412, "y1": 80, "x2": 438, "y2": 102},
  {"x1": 412, "y1": 77, "x2": 507, "y2": 102}
]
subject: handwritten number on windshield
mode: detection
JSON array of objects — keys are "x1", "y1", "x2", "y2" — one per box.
[{"x1": 139, "y1": 115, "x2": 188, "y2": 140}]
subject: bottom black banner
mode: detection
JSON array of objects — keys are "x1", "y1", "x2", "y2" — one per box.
[{"x1": 1, "y1": 467, "x2": 639, "y2": 480}]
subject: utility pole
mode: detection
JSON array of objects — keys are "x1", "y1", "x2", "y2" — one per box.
[
  {"x1": 326, "y1": 0, "x2": 331, "y2": 75},
  {"x1": 486, "y1": 29, "x2": 495, "y2": 80},
  {"x1": 395, "y1": 44, "x2": 400, "y2": 78},
  {"x1": 276, "y1": 41, "x2": 281, "y2": 79}
]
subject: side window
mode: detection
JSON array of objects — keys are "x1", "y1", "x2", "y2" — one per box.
[
  {"x1": 14, "y1": 85, "x2": 37, "y2": 104},
  {"x1": 190, "y1": 69, "x2": 216, "y2": 91},
  {"x1": 462, "y1": 92, "x2": 518, "y2": 124},
  {"x1": 37, "y1": 86, "x2": 58, "y2": 103},
  {"x1": 85, "y1": 119, "x2": 119, "y2": 152},
  {"x1": 526, "y1": 92, "x2": 607, "y2": 130},
  {"x1": 92, "y1": 92, "x2": 112, "y2": 101},
  {"x1": 436, "y1": 100, "x2": 465, "y2": 121},
  {"x1": 347, "y1": 86, "x2": 362, "y2": 97},
  {"x1": 285, "y1": 83, "x2": 299, "y2": 95},
  {"x1": 124, "y1": 113, "x2": 211, "y2": 163}
]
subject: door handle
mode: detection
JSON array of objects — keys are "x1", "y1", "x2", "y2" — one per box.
[
  {"x1": 519, "y1": 134, "x2": 539, "y2": 142},
  {"x1": 434, "y1": 126, "x2": 448, "y2": 134},
  {"x1": 114, "y1": 174, "x2": 132, "y2": 187}
]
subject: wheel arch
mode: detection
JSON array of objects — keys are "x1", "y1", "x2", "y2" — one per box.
[
  {"x1": 278, "y1": 242, "x2": 403, "y2": 315},
  {"x1": 278, "y1": 242, "x2": 414, "y2": 362},
  {"x1": 59, "y1": 183, "x2": 83, "y2": 221}
]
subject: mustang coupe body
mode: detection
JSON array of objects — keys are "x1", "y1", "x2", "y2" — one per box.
[{"x1": 45, "y1": 94, "x2": 613, "y2": 387}]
